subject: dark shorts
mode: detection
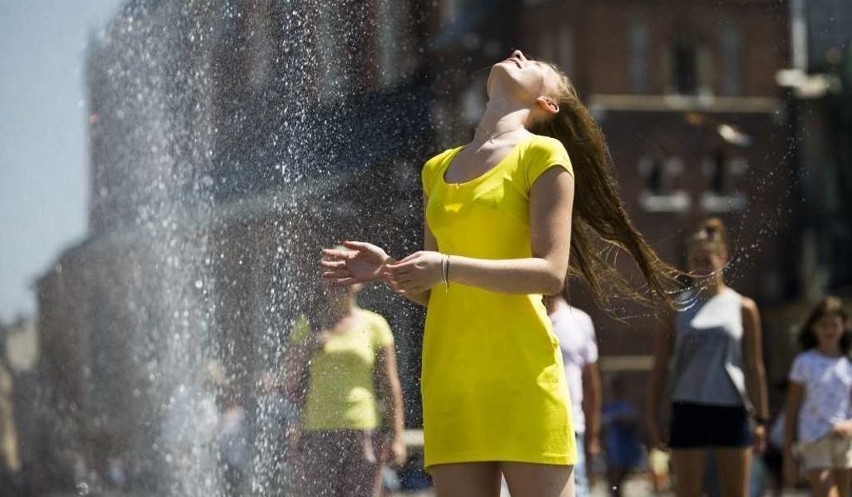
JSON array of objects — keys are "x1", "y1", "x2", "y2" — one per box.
[
  {"x1": 297, "y1": 430, "x2": 383, "y2": 497},
  {"x1": 669, "y1": 402, "x2": 752, "y2": 449}
]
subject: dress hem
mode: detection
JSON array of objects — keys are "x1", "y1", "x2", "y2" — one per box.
[{"x1": 424, "y1": 452, "x2": 577, "y2": 470}]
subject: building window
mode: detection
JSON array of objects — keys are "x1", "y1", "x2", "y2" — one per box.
[
  {"x1": 378, "y1": 0, "x2": 404, "y2": 87},
  {"x1": 700, "y1": 150, "x2": 748, "y2": 211},
  {"x1": 709, "y1": 149, "x2": 727, "y2": 194},
  {"x1": 638, "y1": 156, "x2": 691, "y2": 212},
  {"x1": 721, "y1": 24, "x2": 742, "y2": 96},
  {"x1": 671, "y1": 36, "x2": 713, "y2": 96},
  {"x1": 672, "y1": 40, "x2": 698, "y2": 95},
  {"x1": 645, "y1": 157, "x2": 668, "y2": 195},
  {"x1": 630, "y1": 21, "x2": 648, "y2": 93}
]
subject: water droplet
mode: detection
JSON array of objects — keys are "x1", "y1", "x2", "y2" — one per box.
[{"x1": 195, "y1": 280, "x2": 203, "y2": 289}]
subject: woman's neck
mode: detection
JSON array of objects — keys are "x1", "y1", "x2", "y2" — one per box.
[
  {"x1": 325, "y1": 300, "x2": 355, "y2": 324},
  {"x1": 816, "y1": 342, "x2": 842, "y2": 357},
  {"x1": 475, "y1": 101, "x2": 530, "y2": 143},
  {"x1": 698, "y1": 276, "x2": 727, "y2": 298}
]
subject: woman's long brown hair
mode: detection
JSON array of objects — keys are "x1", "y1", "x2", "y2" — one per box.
[{"x1": 529, "y1": 64, "x2": 681, "y2": 308}]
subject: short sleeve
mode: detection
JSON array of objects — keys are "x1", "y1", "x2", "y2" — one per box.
[
  {"x1": 368, "y1": 313, "x2": 394, "y2": 350},
  {"x1": 289, "y1": 314, "x2": 311, "y2": 344},
  {"x1": 421, "y1": 161, "x2": 434, "y2": 198},
  {"x1": 421, "y1": 147, "x2": 460, "y2": 198},
  {"x1": 525, "y1": 136, "x2": 574, "y2": 191},
  {"x1": 789, "y1": 354, "x2": 807, "y2": 384}
]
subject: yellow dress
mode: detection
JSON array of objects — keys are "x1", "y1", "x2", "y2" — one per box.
[{"x1": 420, "y1": 134, "x2": 577, "y2": 468}]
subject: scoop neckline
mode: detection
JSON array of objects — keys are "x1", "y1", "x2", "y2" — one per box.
[{"x1": 440, "y1": 135, "x2": 535, "y2": 187}]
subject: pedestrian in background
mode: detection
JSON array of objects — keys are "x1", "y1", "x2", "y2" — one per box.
[
  {"x1": 601, "y1": 374, "x2": 645, "y2": 497},
  {"x1": 285, "y1": 276, "x2": 406, "y2": 497},
  {"x1": 783, "y1": 296, "x2": 852, "y2": 496},
  {"x1": 545, "y1": 294, "x2": 602, "y2": 496},
  {"x1": 321, "y1": 48, "x2": 680, "y2": 497},
  {"x1": 647, "y1": 218, "x2": 769, "y2": 497}
]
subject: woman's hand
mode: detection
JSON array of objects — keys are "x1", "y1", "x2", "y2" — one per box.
[
  {"x1": 831, "y1": 420, "x2": 852, "y2": 438},
  {"x1": 389, "y1": 437, "x2": 408, "y2": 467},
  {"x1": 753, "y1": 424, "x2": 767, "y2": 453},
  {"x1": 321, "y1": 241, "x2": 392, "y2": 286},
  {"x1": 383, "y1": 251, "x2": 445, "y2": 295}
]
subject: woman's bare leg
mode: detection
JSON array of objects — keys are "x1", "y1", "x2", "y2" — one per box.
[
  {"x1": 501, "y1": 462, "x2": 574, "y2": 497},
  {"x1": 714, "y1": 447, "x2": 750, "y2": 497},
  {"x1": 671, "y1": 449, "x2": 706, "y2": 497},
  {"x1": 808, "y1": 469, "x2": 837, "y2": 497},
  {"x1": 831, "y1": 468, "x2": 852, "y2": 497},
  {"x1": 431, "y1": 462, "x2": 502, "y2": 497}
]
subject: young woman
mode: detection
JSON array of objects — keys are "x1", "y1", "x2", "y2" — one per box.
[
  {"x1": 783, "y1": 296, "x2": 852, "y2": 497},
  {"x1": 285, "y1": 280, "x2": 406, "y2": 497},
  {"x1": 321, "y1": 50, "x2": 677, "y2": 497},
  {"x1": 647, "y1": 218, "x2": 770, "y2": 497}
]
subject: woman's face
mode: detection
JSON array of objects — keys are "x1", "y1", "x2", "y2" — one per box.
[
  {"x1": 687, "y1": 242, "x2": 726, "y2": 276},
  {"x1": 487, "y1": 50, "x2": 560, "y2": 102},
  {"x1": 814, "y1": 313, "x2": 845, "y2": 348},
  {"x1": 320, "y1": 277, "x2": 360, "y2": 308}
]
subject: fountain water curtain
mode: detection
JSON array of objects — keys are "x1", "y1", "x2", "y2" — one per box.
[{"x1": 53, "y1": 1, "x2": 413, "y2": 495}]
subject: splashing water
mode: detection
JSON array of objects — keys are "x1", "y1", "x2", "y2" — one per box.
[{"x1": 38, "y1": 1, "x2": 428, "y2": 496}]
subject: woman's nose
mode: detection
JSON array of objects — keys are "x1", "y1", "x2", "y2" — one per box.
[{"x1": 511, "y1": 49, "x2": 525, "y2": 61}]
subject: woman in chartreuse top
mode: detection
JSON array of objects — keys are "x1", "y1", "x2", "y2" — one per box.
[
  {"x1": 321, "y1": 50, "x2": 678, "y2": 497},
  {"x1": 285, "y1": 279, "x2": 406, "y2": 497}
]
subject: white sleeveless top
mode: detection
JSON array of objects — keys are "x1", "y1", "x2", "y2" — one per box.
[{"x1": 671, "y1": 287, "x2": 749, "y2": 407}]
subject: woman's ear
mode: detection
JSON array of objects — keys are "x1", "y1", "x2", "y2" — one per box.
[{"x1": 536, "y1": 96, "x2": 560, "y2": 115}]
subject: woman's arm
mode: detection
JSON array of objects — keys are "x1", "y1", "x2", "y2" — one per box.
[
  {"x1": 376, "y1": 344, "x2": 407, "y2": 466},
  {"x1": 646, "y1": 313, "x2": 675, "y2": 448},
  {"x1": 742, "y1": 297, "x2": 769, "y2": 451},
  {"x1": 582, "y1": 361, "x2": 603, "y2": 458},
  {"x1": 385, "y1": 167, "x2": 574, "y2": 296},
  {"x1": 320, "y1": 197, "x2": 435, "y2": 306},
  {"x1": 783, "y1": 382, "x2": 804, "y2": 487}
]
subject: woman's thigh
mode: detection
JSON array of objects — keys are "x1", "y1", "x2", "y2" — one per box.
[
  {"x1": 501, "y1": 462, "x2": 574, "y2": 497},
  {"x1": 300, "y1": 430, "x2": 379, "y2": 497},
  {"x1": 713, "y1": 447, "x2": 750, "y2": 497},
  {"x1": 431, "y1": 462, "x2": 502, "y2": 497},
  {"x1": 807, "y1": 469, "x2": 836, "y2": 497},
  {"x1": 671, "y1": 449, "x2": 706, "y2": 497},
  {"x1": 832, "y1": 468, "x2": 852, "y2": 497}
]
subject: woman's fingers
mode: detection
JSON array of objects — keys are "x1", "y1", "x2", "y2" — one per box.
[
  {"x1": 388, "y1": 275, "x2": 414, "y2": 286},
  {"x1": 322, "y1": 269, "x2": 351, "y2": 279},
  {"x1": 341, "y1": 240, "x2": 374, "y2": 252},
  {"x1": 321, "y1": 248, "x2": 353, "y2": 259},
  {"x1": 385, "y1": 265, "x2": 414, "y2": 277},
  {"x1": 319, "y1": 259, "x2": 346, "y2": 269},
  {"x1": 322, "y1": 276, "x2": 358, "y2": 287}
]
